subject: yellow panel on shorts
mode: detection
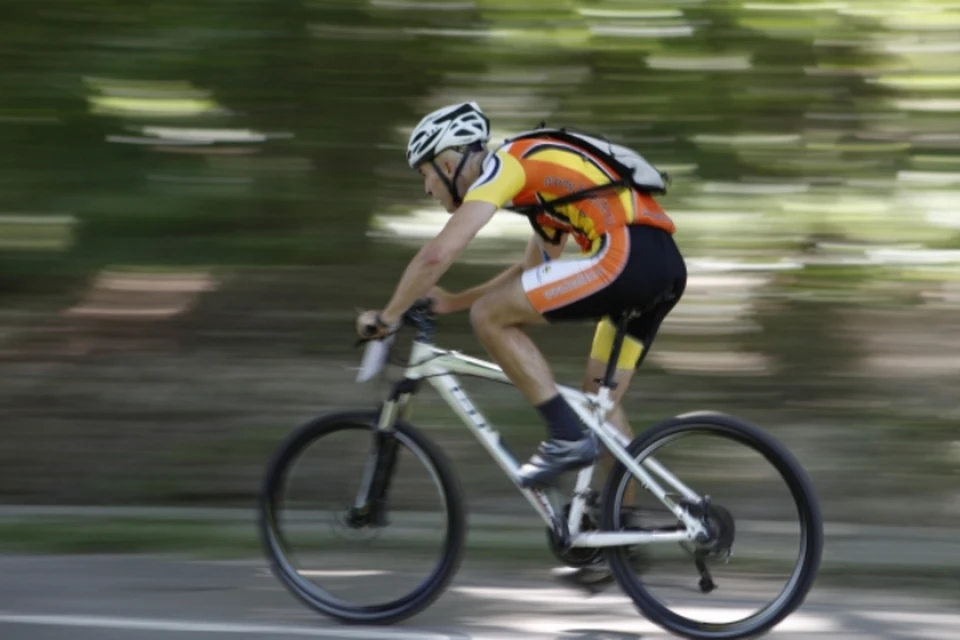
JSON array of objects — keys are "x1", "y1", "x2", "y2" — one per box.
[{"x1": 589, "y1": 316, "x2": 644, "y2": 369}]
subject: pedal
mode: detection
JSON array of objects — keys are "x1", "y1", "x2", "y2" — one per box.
[{"x1": 694, "y1": 551, "x2": 716, "y2": 594}]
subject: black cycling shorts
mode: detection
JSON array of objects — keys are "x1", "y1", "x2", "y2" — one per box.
[{"x1": 520, "y1": 224, "x2": 687, "y2": 368}]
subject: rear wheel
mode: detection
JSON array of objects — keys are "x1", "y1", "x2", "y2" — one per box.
[{"x1": 602, "y1": 411, "x2": 823, "y2": 640}]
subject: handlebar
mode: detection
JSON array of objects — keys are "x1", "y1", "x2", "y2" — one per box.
[{"x1": 353, "y1": 299, "x2": 437, "y2": 383}]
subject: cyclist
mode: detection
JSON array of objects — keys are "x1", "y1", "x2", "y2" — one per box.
[{"x1": 356, "y1": 100, "x2": 686, "y2": 513}]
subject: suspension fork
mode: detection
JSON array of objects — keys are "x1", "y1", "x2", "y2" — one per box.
[{"x1": 349, "y1": 379, "x2": 419, "y2": 527}]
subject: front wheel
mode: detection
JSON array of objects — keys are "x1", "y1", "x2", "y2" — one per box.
[
  {"x1": 601, "y1": 411, "x2": 823, "y2": 640},
  {"x1": 258, "y1": 409, "x2": 467, "y2": 625}
]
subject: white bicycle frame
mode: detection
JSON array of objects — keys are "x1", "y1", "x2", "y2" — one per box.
[{"x1": 358, "y1": 337, "x2": 707, "y2": 547}]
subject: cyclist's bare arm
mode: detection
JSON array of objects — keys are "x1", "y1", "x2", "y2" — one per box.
[
  {"x1": 440, "y1": 232, "x2": 569, "y2": 312},
  {"x1": 381, "y1": 201, "x2": 497, "y2": 324}
]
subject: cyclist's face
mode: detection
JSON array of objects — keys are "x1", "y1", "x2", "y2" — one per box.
[{"x1": 418, "y1": 159, "x2": 458, "y2": 213}]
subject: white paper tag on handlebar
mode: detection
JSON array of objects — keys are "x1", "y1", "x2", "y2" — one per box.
[{"x1": 355, "y1": 335, "x2": 395, "y2": 383}]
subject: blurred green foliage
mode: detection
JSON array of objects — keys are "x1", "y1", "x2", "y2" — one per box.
[
  {"x1": 3, "y1": 0, "x2": 958, "y2": 277},
  {"x1": 1, "y1": 1, "x2": 959, "y2": 523}
]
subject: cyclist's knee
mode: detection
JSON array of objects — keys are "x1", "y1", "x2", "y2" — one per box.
[
  {"x1": 469, "y1": 296, "x2": 494, "y2": 333},
  {"x1": 471, "y1": 278, "x2": 541, "y2": 333},
  {"x1": 470, "y1": 292, "x2": 510, "y2": 335}
]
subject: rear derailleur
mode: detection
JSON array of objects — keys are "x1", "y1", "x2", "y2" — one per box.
[{"x1": 679, "y1": 496, "x2": 736, "y2": 594}]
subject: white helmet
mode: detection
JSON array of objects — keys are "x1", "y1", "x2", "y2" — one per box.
[{"x1": 406, "y1": 101, "x2": 490, "y2": 169}]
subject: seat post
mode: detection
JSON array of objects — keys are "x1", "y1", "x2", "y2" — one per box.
[{"x1": 599, "y1": 310, "x2": 640, "y2": 391}]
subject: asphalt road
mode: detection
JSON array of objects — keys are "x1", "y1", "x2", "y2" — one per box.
[{"x1": 0, "y1": 554, "x2": 956, "y2": 640}]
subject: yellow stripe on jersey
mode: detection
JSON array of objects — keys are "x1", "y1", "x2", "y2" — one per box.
[{"x1": 462, "y1": 150, "x2": 526, "y2": 208}]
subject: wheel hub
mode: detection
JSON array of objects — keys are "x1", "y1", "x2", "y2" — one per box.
[
  {"x1": 332, "y1": 503, "x2": 382, "y2": 542},
  {"x1": 680, "y1": 499, "x2": 736, "y2": 561}
]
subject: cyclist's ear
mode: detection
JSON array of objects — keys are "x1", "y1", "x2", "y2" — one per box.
[{"x1": 435, "y1": 150, "x2": 461, "y2": 177}]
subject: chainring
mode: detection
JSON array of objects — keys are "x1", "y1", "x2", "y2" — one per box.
[{"x1": 546, "y1": 504, "x2": 603, "y2": 567}]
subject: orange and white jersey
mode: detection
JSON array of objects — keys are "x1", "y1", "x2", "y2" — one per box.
[{"x1": 463, "y1": 135, "x2": 675, "y2": 254}]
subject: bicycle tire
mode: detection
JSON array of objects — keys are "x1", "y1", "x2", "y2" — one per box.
[
  {"x1": 258, "y1": 409, "x2": 467, "y2": 625},
  {"x1": 601, "y1": 411, "x2": 824, "y2": 640}
]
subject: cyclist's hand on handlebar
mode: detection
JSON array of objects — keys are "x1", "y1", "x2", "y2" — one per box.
[
  {"x1": 426, "y1": 287, "x2": 459, "y2": 315},
  {"x1": 355, "y1": 309, "x2": 402, "y2": 340}
]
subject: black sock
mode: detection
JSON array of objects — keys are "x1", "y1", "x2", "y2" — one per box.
[{"x1": 536, "y1": 394, "x2": 585, "y2": 441}]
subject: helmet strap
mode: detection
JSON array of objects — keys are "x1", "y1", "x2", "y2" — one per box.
[{"x1": 432, "y1": 148, "x2": 473, "y2": 209}]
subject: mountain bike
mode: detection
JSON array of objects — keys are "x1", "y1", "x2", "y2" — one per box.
[{"x1": 258, "y1": 299, "x2": 823, "y2": 640}]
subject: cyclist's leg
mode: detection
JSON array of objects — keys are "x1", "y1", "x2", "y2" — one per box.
[
  {"x1": 470, "y1": 228, "x2": 633, "y2": 487},
  {"x1": 582, "y1": 224, "x2": 687, "y2": 501},
  {"x1": 470, "y1": 277, "x2": 601, "y2": 487},
  {"x1": 468, "y1": 275, "x2": 552, "y2": 404},
  {"x1": 582, "y1": 318, "x2": 642, "y2": 502},
  {"x1": 558, "y1": 225, "x2": 686, "y2": 587},
  {"x1": 583, "y1": 296, "x2": 681, "y2": 505},
  {"x1": 555, "y1": 322, "x2": 649, "y2": 588}
]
